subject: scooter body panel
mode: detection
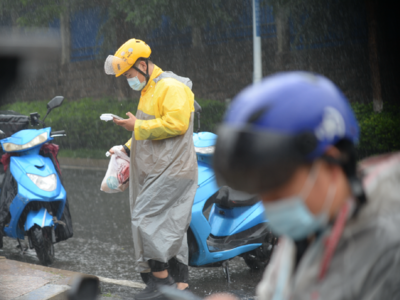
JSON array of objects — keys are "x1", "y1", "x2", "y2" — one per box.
[
  {"x1": 10, "y1": 155, "x2": 62, "y2": 198},
  {"x1": 197, "y1": 163, "x2": 215, "y2": 185},
  {"x1": 0, "y1": 128, "x2": 52, "y2": 154},
  {"x1": 195, "y1": 163, "x2": 218, "y2": 204},
  {"x1": 4, "y1": 193, "x2": 28, "y2": 239},
  {"x1": 209, "y1": 202, "x2": 266, "y2": 237},
  {"x1": 189, "y1": 201, "x2": 212, "y2": 265},
  {"x1": 24, "y1": 207, "x2": 55, "y2": 231},
  {"x1": 190, "y1": 200, "x2": 262, "y2": 267},
  {"x1": 4, "y1": 183, "x2": 66, "y2": 239}
]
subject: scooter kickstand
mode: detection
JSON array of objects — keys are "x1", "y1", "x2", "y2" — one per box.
[{"x1": 222, "y1": 261, "x2": 231, "y2": 283}]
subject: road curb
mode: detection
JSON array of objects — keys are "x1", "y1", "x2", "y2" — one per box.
[
  {"x1": 97, "y1": 276, "x2": 146, "y2": 289},
  {"x1": 0, "y1": 256, "x2": 80, "y2": 300},
  {"x1": 0, "y1": 256, "x2": 144, "y2": 300},
  {"x1": 14, "y1": 284, "x2": 69, "y2": 300}
]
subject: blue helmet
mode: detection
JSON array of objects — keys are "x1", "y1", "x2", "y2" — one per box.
[{"x1": 214, "y1": 72, "x2": 359, "y2": 194}]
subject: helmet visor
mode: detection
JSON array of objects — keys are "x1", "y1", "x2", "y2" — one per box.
[
  {"x1": 104, "y1": 55, "x2": 132, "y2": 77},
  {"x1": 213, "y1": 125, "x2": 317, "y2": 194}
]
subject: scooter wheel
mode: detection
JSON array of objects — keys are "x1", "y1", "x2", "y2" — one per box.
[
  {"x1": 243, "y1": 254, "x2": 268, "y2": 271},
  {"x1": 243, "y1": 238, "x2": 276, "y2": 271},
  {"x1": 30, "y1": 225, "x2": 54, "y2": 266}
]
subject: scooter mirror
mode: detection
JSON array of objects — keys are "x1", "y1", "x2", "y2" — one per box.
[
  {"x1": 47, "y1": 96, "x2": 64, "y2": 111},
  {"x1": 194, "y1": 100, "x2": 202, "y2": 113},
  {"x1": 0, "y1": 129, "x2": 6, "y2": 140},
  {"x1": 194, "y1": 100, "x2": 202, "y2": 133},
  {"x1": 67, "y1": 275, "x2": 100, "y2": 300}
]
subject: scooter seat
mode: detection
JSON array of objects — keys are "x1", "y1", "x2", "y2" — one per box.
[{"x1": 214, "y1": 186, "x2": 260, "y2": 208}]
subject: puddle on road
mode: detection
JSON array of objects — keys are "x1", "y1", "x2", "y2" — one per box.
[{"x1": 1, "y1": 169, "x2": 264, "y2": 299}]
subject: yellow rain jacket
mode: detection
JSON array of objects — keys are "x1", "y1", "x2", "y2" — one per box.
[
  {"x1": 126, "y1": 65, "x2": 198, "y2": 272},
  {"x1": 125, "y1": 66, "x2": 194, "y2": 144}
]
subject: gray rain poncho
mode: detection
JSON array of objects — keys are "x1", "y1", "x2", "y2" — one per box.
[{"x1": 126, "y1": 66, "x2": 198, "y2": 272}]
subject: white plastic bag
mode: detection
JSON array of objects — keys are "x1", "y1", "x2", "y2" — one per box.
[{"x1": 100, "y1": 145, "x2": 130, "y2": 193}]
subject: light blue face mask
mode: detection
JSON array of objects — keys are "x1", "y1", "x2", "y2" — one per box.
[
  {"x1": 127, "y1": 76, "x2": 146, "y2": 91},
  {"x1": 263, "y1": 163, "x2": 337, "y2": 240}
]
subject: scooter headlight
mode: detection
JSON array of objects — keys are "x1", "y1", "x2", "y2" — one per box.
[
  {"x1": 195, "y1": 146, "x2": 215, "y2": 155},
  {"x1": 2, "y1": 132, "x2": 48, "y2": 152},
  {"x1": 27, "y1": 173, "x2": 57, "y2": 191}
]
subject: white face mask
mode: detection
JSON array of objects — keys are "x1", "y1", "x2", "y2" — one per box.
[
  {"x1": 127, "y1": 76, "x2": 146, "y2": 91},
  {"x1": 263, "y1": 163, "x2": 337, "y2": 240}
]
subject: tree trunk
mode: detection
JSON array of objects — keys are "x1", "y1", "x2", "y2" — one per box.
[
  {"x1": 365, "y1": 0, "x2": 383, "y2": 112},
  {"x1": 60, "y1": 9, "x2": 71, "y2": 65},
  {"x1": 274, "y1": 3, "x2": 290, "y2": 70}
]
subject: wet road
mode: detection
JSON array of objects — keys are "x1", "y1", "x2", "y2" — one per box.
[{"x1": 0, "y1": 168, "x2": 264, "y2": 299}]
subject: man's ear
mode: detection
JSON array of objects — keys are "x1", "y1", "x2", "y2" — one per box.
[
  {"x1": 320, "y1": 146, "x2": 343, "y2": 167},
  {"x1": 139, "y1": 60, "x2": 147, "y2": 72},
  {"x1": 322, "y1": 145, "x2": 349, "y2": 175}
]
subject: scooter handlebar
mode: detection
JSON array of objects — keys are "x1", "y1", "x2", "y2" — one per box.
[{"x1": 50, "y1": 130, "x2": 66, "y2": 137}]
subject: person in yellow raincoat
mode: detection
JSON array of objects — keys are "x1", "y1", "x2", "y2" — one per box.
[{"x1": 104, "y1": 39, "x2": 198, "y2": 300}]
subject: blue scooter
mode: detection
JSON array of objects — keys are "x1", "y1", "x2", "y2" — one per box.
[
  {"x1": 0, "y1": 96, "x2": 71, "y2": 265},
  {"x1": 188, "y1": 130, "x2": 276, "y2": 281}
]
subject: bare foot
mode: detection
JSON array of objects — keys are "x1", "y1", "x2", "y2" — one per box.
[{"x1": 176, "y1": 282, "x2": 189, "y2": 290}]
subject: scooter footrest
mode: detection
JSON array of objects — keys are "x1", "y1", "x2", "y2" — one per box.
[{"x1": 207, "y1": 223, "x2": 269, "y2": 252}]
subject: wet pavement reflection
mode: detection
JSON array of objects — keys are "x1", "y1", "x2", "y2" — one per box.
[{"x1": 0, "y1": 168, "x2": 264, "y2": 299}]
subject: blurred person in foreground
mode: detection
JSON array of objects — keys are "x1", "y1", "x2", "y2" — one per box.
[
  {"x1": 213, "y1": 72, "x2": 400, "y2": 300},
  {"x1": 104, "y1": 39, "x2": 198, "y2": 300}
]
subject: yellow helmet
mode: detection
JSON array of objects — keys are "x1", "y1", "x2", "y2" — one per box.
[{"x1": 104, "y1": 38, "x2": 151, "y2": 77}]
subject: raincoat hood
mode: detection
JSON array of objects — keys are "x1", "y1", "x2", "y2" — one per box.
[{"x1": 141, "y1": 65, "x2": 163, "y2": 95}]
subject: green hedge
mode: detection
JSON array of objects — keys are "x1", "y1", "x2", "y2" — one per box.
[
  {"x1": 352, "y1": 102, "x2": 400, "y2": 158},
  {"x1": 1, "y1": 98, "x2": 399, "y2": 159},
  {"x1": 0, "y1": 98, "x2": 226, "y2": 152}
]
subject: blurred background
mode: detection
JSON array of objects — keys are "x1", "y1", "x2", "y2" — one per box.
[{"x1": 0, "y1": 0, "x2": 399, "y2": 159}]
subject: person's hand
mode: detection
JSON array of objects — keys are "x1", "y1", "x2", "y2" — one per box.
[
  {"x1": 108, "y1": 146, "x2": 127, "y2": 155},
  {"x1": 113, "y1": 112, "x2": 137, "y2": 131}
]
